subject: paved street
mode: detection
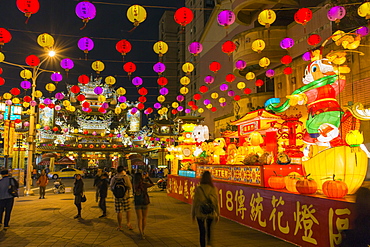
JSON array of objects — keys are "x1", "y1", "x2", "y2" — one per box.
[{"x1": 0, "y1": 178, "x2": 296, "y2": 247}]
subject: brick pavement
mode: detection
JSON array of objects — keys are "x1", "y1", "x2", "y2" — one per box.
[{"x1": 0, "y1": 183, "x2": 297, "y2": 247}]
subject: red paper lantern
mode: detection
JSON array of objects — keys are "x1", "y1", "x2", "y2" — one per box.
[
  {"x1": 225, "y1": 73, "x2": 236, "y2": 83},
  {"x1": 48, "y1": 104, "x2": 55, "y2": 109},
  {"x1": 209, "y1": 61, "x2": 221, "y2": 73},
  {"x1": 281, "y1": 55, "x2": 292, "y2": 65},
  {"x1": 15, "y1": 119, "x2": 21, "y2": 124},
  {"x1": 52, "y1": 127, "x2": 58, "y2": 132},
  {"x1": 283, "y1": 67, "x2": 293, "y2": 75},
  {"x1": 108, "y1": 133, "x2": 114, "y2": 137},
  {"x1": 25, "y1": 55, "x2": 40, "y2": 67},
  {"x1": 211, "y1": 107, "x2": 217, "y2": 112},
  {"x1": 137, "y1": 103, "x2": 145, "y2": 110},
  {"x1": 146, "y1": 107, "x2": 153, "y2": 114},
  {"x1": 199, "y1": 85, "x2": 209, "y2": 94},
  {"x1": 294, "y1": 8, "x2": 312, "y2": 26},
  {"x1": 171, "y1": 109, "x2": 178, "y2": 115},
  {"x1": 23, "y1": 96, "x2": 31, "y2": 102},
  {"x1": 193, "y1": 93, "x2": 201, "y2": 100},
  {"x1": 39, "y1": 104, "x2": 45, "y2": 109},
  {"x1": 138, "y1": 87, "x2": 148, "y2": 96},
  {"x1": 138, "y1": 96, "x2": 147, "y2": 103},
  {"x1": 98, "y1": 107, "x2": 105, "y2": 113},
  {"x1": 157, "y1": 77, "x2": 168, "y2": 86},
  {"x1": 78, "y1": 75, "x2": 89, "y2": 84},
  {"x1": 234, "y1": 95, "x2": 240, "y2": 101},
  {"x1": 221, "y1": 40, "x2": 236, "y2": 55},
  {"x1": 307, "y1": 34, "x2": 321, "y2": 46},
  {"x1": 174, "y1": 7, "x2": 194, "y2": 27},
  {"x1": 76, "y1": 94, "x2": 86, "y2": 101},
  {"x1": 82, "y1": 101, "x2": 90, "y2": 108},
  {"x1": 0, "y1": 77, "x2": 5, "y2": 86},
  {"x1": 116, "y1": 39, "x2": 132, "y2": 55},
  {"x1": 191, "y1": 105, "x2": 198, "y2": 111},
  {"x1": 123, "y1": 62, "x2": 136, "y2": 75},
  {"x1": 244, "y1": 88, "x2": 251, "y2": 94},
  {"x1": 0, "y1": 68, "x2": 3, "y2": 74},
  {"x1": 188, "y1": 100, "x2": 195, "y2": 106},
  {"x1": 10, "y1": 88, "x2": 21, "y2": 96},
  {"x1": 16, "y1": 0, "x2": 40, "y2": 19},
  {"x1": 0, "y1": 28, "x2": 12, "y2": 45},
  {"x1": 255, "y1": 79, "x2": 264, "y2": 87},
  {"x1": 71, "y1": 85, "x2": 80, "y2": 94}
]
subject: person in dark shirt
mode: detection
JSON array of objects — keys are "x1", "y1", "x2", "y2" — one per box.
[
  {"x1": 73, "y1": 174, "x2": 84, "y2": 219},
  {"x1": 93, "y1": 169, "x2": 103, "y2": 202},
  {"x1": 98, "y1": 173, "x2": 109, "y2": 218}
]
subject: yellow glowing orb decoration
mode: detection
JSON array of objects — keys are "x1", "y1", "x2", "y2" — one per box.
[
  {"x1": 157, "y1": 95, "x2": 166, "y2": 103},
  {"x1": 303, "y1": 146, "x2": 368, "y2": 194},
  {"x1": 182, "y1": 62, "x2": 194, "y2": 74},
  {"x1": 258, "y1": 9, "x2": 276, "y2": 28},
  {"x1": 182, "y1": 123, "x2": 196, "y2": 132},
  {"x1": 358, "y1": 2, "x2": 370, "y2": 19},
  {"x1": 127, "y1": 5, "x2": 147, "y2": 26},
  {"x1": 153, "y1": 41, "x2": 168, "y2": 56},
  {"x1": 63, "y1": 100, "x2": 70, "y2": 107},
  {"x1": 237, "y1": 82, "x2": 246, "y2": 90},
  {"x1": 246, "y1": 72, "x2": 255, "y2": 80},
  {"x1": 73, "y1": 129, "x2": 79, "y2": 134},
  {"x1": 211, "y1": 92, "x2": 219, "y2": 99},
  {"x1": 249, "y1": 131, "x2": 264, "y2": 146},
  {"x1": 105, "y1": 76, "x2": 116, "y2": 85},
  {"x1": 37, "y1": 33, "x2": 54, "y2": 48},
  {"x1": 36, "y1": 124, "x2": 41, "y2": 129},
  {"x1": 172, "y1": 102, "x2": 179, "y2": 108},
  {"x1": 33, "y1": 90, "x2": 43, "y2": 98},
  {"x1": 3, "y1": 93, "x2": 12, "y2": 100},
  {"x1": 198, "y1": 108, "x2": 204, "y2": 114},
  {"x1": 91, "y1": 60, "x2": 105, "y2": 74},
  {"x1": 251, "y1": 39, "x2": 265, "y2": 53},
  {"x1": 12, "y1": 98, "x2": 20, "y2": 104},
  {"x1": 206, "y1": 104, "x2": 213, "y2": 109},
  {"x1": 98, "y1": 95, "x2": 106, "y2": 102},
  {"x1": 45, "y1": 83, "x2": 56, "y2": 92},
  {"x1": 100, "y1": 132, "x2": 105, "y2": 137},
  {"x1": 115, "y1": 107, "x2": 122, "y2": 114},
  {"x1": 259, "y1": 57, "x2": 270, "y2": 68},
  {"x1": 23, "y1": 102, "x2": 29, "y2": 108},
  {"x1": 219, "y1": 97, "x2": 226, "y2": 103},
  {"x1": 180, "y1": 76, "x2": 190, "y2": 86},
  {"x1": 120, "y1": 103, "x2": 127, "y2": 109},
  {"x1": 116, "y1": 87, "x2": 126, "y2": 95},
  {"x1": 20, "y1": 69, "x2": 32, "y2": 79},
  {"x1": 180, "y1": 86, "x2": 189, "y2": 95},
  {"x1": 0, "y1": 52, "x2": 5, "y2": 62}
]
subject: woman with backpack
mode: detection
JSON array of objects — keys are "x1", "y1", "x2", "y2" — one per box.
[
  {"x1": 191, "y1": 171, "x2": 220, "y2": 247},
  {"x1": 133, "y1": 172, "x2": 154, "y2": 239}
]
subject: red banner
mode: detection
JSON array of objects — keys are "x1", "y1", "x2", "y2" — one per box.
[{"x1": 167, "y1": 175, "x2": 354, "y2": 247}]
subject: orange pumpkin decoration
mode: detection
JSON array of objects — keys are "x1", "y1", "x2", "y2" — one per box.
[
  {"x1": 285, "y1": 172, "x2": 301, "y2": 192},
  {"x1": 296, "y1": 174, "x2": 317, "y2": 194},
  {"x1": 322, "y1": 174, "x2": 348, "y2": 198},
  {"x1": 268, "y1": 171, "x2": 285, "y2": 189}
]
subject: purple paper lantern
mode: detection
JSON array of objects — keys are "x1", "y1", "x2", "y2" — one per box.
[
  {"x1": 327, "y1": 6, "x2": 346, "y2": 22},
  {"x1": 55, "y1": 105, "x2": 62, "y2": 111},
  {"x1": 60, "y1": 58, "x2": 74, "y2": 70},
  {"x1": 217, "y1": 10, "x2": 235, "y2": 27},
  {"x1": 235, "y1": 60, "x2": 247, "y2": 70},
  {"x1": 220, "y1": 102, "x2": 227, "y2": 107},
  {"x1": 5, "y1": 100, "x2": 11, "y2": 105},
  {"x1": 220, "y1": 83, "x2": 229, "y2": 91},
  {"x1": 43, "y1": 98, "x2": 52, "y2": 105},
  {"x1": 30, "y1": 100, "x2": 37, "y2": 107},
  {"x1": 228, "y1": 90, "x2": 235, "y2": 97},
  {"x1": 204, "y1": 75, "x2": 215, "y2": 84},
  {"x1": 154, "y1": 103, "x2": 161, "y2": 109},
  {"x1": 177, "y1": 106, "x2": 184, "y2": 111},
  {"x1": 51, "y1": 72, "x2": 63, "y2": 82},
  {"x1": 101, "y1": 102, "x2": 109, "y2": 109},
  {"x1": 23, "y1": 121, "x2": 30, "y2": 127},
  {"x1": 55, "y1": 92, "x2": 65, "y2": 100},
  {"x1": 131, "y1": 108, "x2": 138, "y2": 114},
  {"x1": 188, "y1": 42, "x2": 203, "y2": 55},
  {"x1": 78, "y1": 37, "x2": 94, "y2": 52},
  {"x1": 82, "y1": 107, "x2": 89, "y2": 112},
  {"x1": 132, "y1": 77, "x2": 143, "y2": 87},
  {"x1": 0, "y1": 115, "x2": 3, "y2": 120},
  {"x1": 117, "y1": 133, "x2": 122, "y2": 138},
  {"x1": 176, "y1": 95, "x2": 185, "y2": 102},
  {"x1": 20, "y1": 80, "x2": 31, "y2": 90},
  {"x1": 75, "y1": 1, "x2": 96, "y2": 20},
  {"x1": 280, "y1": 37, "x2": 294, "y2": 50},
  {"x1": 185, "y1": 108, "x2": 191, "y2": 114},
  {"x1": 137, "y1": 136, "x2": 142, "y2": 140},
  {"x1": 356, "y1": 26, "x2": 369, "y2": 37},
  {"x1": 153, "y1": 62, "x2": 166, "y2": 74},
  {"x1": 203, "y1": 99, "x2": 211, "y2": 105},
  {"x1": 94, "y1": 86, "x2": 103, "y2": 95},
  {"x1": 92, "y1": 131, "x2": 97, "y2": 136},
  {"x1": 118, "y1": 96, "x2": 127, "y2": 103},
  {"x1": 302, "y1": 51, "x2": 311, "y2": 61},
  {"x1": 159, "y1": 87, "x2": 169, "y2": 95},
  {"x1": 266, "y1": 69, "x2": 275, "y2": 78}
]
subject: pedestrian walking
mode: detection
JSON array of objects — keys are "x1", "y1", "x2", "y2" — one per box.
[
  {"x1": 191, "y1": 171, "x2": 220, "y2": 247},
  {"x1": 93, "y1": 169, "x2": 103, "y2": 202},
  {"x1": 73, "y1": 174, "x2": 84, "y2": 219},
  {"x1": 110, "y1": 165, "x2": 133, "y2": 231},
  {"x1": 0, "y1": 170, "x2": 19, "y2": 230},
  {"x1": 98, "y1": 172, "x2": 109, "y2": 218},
  {"x1": 37, "y1": 170, "x2": 48, "y2": 199},
  {"x1": 133, "y1": 172, "x2": 154, "y2": 239}
]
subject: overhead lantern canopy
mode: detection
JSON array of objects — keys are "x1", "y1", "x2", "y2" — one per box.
[
  {"x1": 116, "y1": 39, "x2": 132, "y2": 61},
  {"x1": 91, "y1": 60, "x2": 105, "y2": 74},
  {"x1": 258, "y1": 9, "x2": 276, "y2": 28},
  {"x1": 127, "y1": 5, "x2": 147, "y2": 27},
  {"x1": 75, "y1": 1, "x2": 96, "y2": 30},
  {"x1": 37, "y1": 33, "x2": 54, "y2": 50},
  {"x1": 153, "y1": 41, "x2": 168, "y2": 57},
  {"x1": 16, "y1": 0, "x2": 40, "y2": 23},
  {"x1": 174, "y1": 7, "x2": 193, "y2": 28}
]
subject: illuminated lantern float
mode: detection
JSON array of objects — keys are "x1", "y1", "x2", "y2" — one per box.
[{"x1": 265, "y1": 56, "x2": 368, "y2": 194}]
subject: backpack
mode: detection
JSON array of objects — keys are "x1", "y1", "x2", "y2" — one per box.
[
  {"x1": 113, "y1": 177, "x2": 126, "y2": 198},
  {"x1": 199, "y1": 187, "x2": 215, "y2": 215}
]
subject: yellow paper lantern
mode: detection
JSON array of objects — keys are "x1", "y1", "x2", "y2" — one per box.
[
  {"x1": 162, "y1": 107, "x2": 168, "y2": 113},
  {"x1": 12, "y1": 98, "x2": 20, "y2": 104},
  {"x1": 258, "y1": 9, "x2": 276, "y2": 28},
  {"x1": 158, "y1": 109, "x2": 163, "y2": 115},
  {"x1": 346, "y1": 130, "x2": 364, "y2": 146},
  {"x1": 115, "y1": 107, "x2": 122, "y2": 114},
  {"x1": 3, "y1": 93, "x2": 12, "y2": 100},
  {"x1": 219, "y1": 97, "x2": 226, "y2": 103},
  {"x1": 116, "y1": 87, "x2": 126, "y2": 95},
  {"x1": 20, "y1": 69, "x2": 32, "y2": 79},
  {"x1": 73, "y1": 129, "x2": 79, "y2": 134},
  {"x1": 198, "y1": 108, "x2": 204, "y2": 114},
  {"x1": 120, "y1": 103, "x2": 127, "y2": 109},
  {"x1": 182, "y1": 62, "x2": 194, "y2": 74},
  {"x1": 332, "y1": 30, "x2": 345, "y2": 42},
  {"x1": 45, "y1": 83, "x2": 56, "y2": 92},
  {"x1": 172, "y1": 102, "x2": 179, "y2": 108},
  {"x1": 180, "y1": 87, "x2": 189, "y2": 95},
  {"x1": 127, "y1": 5, "x2": 147, "y2": 26},
  {"x1": 37, "y1": 33, "x2": 54, "y2": 48},
  {"x1": 211, "y1": 92, "x2": 219, "y2": 99},
  {"x1": 33, "y1": 90, "x2": 43, "y2": 98},
  {"x1": 23, "y1": 102, "x2": 30, "y2": 108},
  {"x1": 0, "y1": 52, "x2": 5, "y2": 62},
  {"x1": 100, "y1": 132, "x2": 105, "y2": 137},
  {"x1": 157, "y1": 95, "x2": 166, "y2": 103},
  {"x1": 206, "y1": 104, "x2": 213, "y2": 109},
  {"x1": 36, "y1": 124, "x2": 41, "y2": 129},
  {"x1": 63, "y1": 100, "x2": 71, "y2": 107},
  {"x1": 91, "y1": 60, "x2": 105, "y2": 74},
  {"x1": 69, "y1": 106, "x2": 76, "y2": 112},
  {"x1": 98, "y1": 95, "x2": 106, "y2": 102},
  {"x1": 251, "y1": 39, "x2": 265, "y2": 53},
  {"x1": 180, "y1": 76, "x2": 190, "y2": 86},
  {"x1": 153, "y1": 41, "x2": 168, "y2": 56},
  {"x1": 105, "y1": 76, "x2": 116, "y2": 85},
  {"x1": 249, "y1": 131, "x2": 264, "y2": 146},
  {"x1": 237, "y1": 82, "x2": 246, "y2": 90},
  {"x1": 259, "y1": 57, "x2": 270, "y2": 68},
  {"x1": 358, "y1": 2, "x2": 370, "y2": 19},
  {"x1": 246, "y1": 72, "x2": 255, "y2": 80}
]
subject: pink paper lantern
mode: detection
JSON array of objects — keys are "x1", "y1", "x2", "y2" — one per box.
[
  {"x1": 132, "y1": 77, "x2": 143, "y2": 87},
  {"x1": 280, "y1": 37, "x2": 294, "y2": 50},
  {"x1": 327, "y1": 6, "x2": 346, "y2": 22},
  {"x1": 177, "y1": 106, "x2": 184, "y2": 111},
  {"x1": 101, "y1": 102, "x2": 109, "y2": 109},
  {"x1": 5, "y1": 100, "x2": 12, "y2": 105},
  {"x1": 235, "y1": 60, "x2": 247, "y2": 70},
  {"x1": 203, "y1": 99, "x2": 211, "y2": 105},
  {"x1": 266, "y1": 69, "x2": 275, "y2": 78},
  {"x1": 176, "y1": 95, "x2": 185, "y2": 102},
  {"x1": 23, "y1": 121, "x2": 30, "y2": 127},
  {"x1": 153, "y1": 62, "x2": 166, "y2": 74},
  {"x1": 43, "y1": 98, "x2": 52, "y2": 105},
  {"x1": 30, "y1": 100, "x2": 37, "y2": 107},
  {"x1": 220, "y1": 102, "x2": 227, "y2": 107},
  {"x1": 188, "y1": 42, "x2": 203, "y2": 55},
  {"x1": 78, "y1": 37, "x2": 94, "y2": 52},
  {"x1": 228, "y1": 90, "x2": 235, "y2": 97},
  {"x1": 55, "y1": 92, "x2": 65, "y2": 100},
  {"x1": 204, "y1": 75, "x2": 215, "y2": 85},
  {"x1": 55, "y1": 105, "x2": 62, "y2": 111},
  {"x1": 356, "y1": 26, "x2": 369, "y2": 37},
  {"x1": 75, "y1": 1, "x2": 96, "y2": 20},
  {"x1": 60, "y1": 58, "x2": 74, "y2": 70},
  {"x1": 51, "y1": 72, "x2": 63, "y2": 82},
  {"x1": 159, "y1": 87, "x2": 169, "y2": 95},
  {"x1": 185, "y1": 108, "x2": 191, "y2": 114},
  {"x1": 217, "y1": 10, "x2": 235, "y2": 27},
  {"x1": 302, "y1": 51, "x2": 311, "y2": 61},
  {"x1": 220, "y1": 84, "x2": 229, "y2": 91},
  {"x1": 20, "y1": 80, "x2": 31, "y2": 90},
  {"x1": 154, "y1": 103, "x2": 161, "y2": 109},
  {"x1": 118, "y1": 96, "x2": 127, "y2": 103}
]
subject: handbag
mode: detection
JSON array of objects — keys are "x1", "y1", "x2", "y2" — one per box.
[
  {"x1": 81, "y1": 194, "x2": 87, "y2": 202},
  {"x1": 199, "y1": 186, "x2": 214, "y2": 215},
  {"x1": 8, "y1": 178, "x2": 19, "y2": 198}
]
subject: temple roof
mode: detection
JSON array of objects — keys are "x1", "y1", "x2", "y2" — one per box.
[{"x1": 231, "y1": 109, "x2": 281, "y2": 126}]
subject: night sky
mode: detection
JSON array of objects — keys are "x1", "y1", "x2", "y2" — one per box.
[{"x1": 0, "y1": 0, "x2": 184, "y2": 105}]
